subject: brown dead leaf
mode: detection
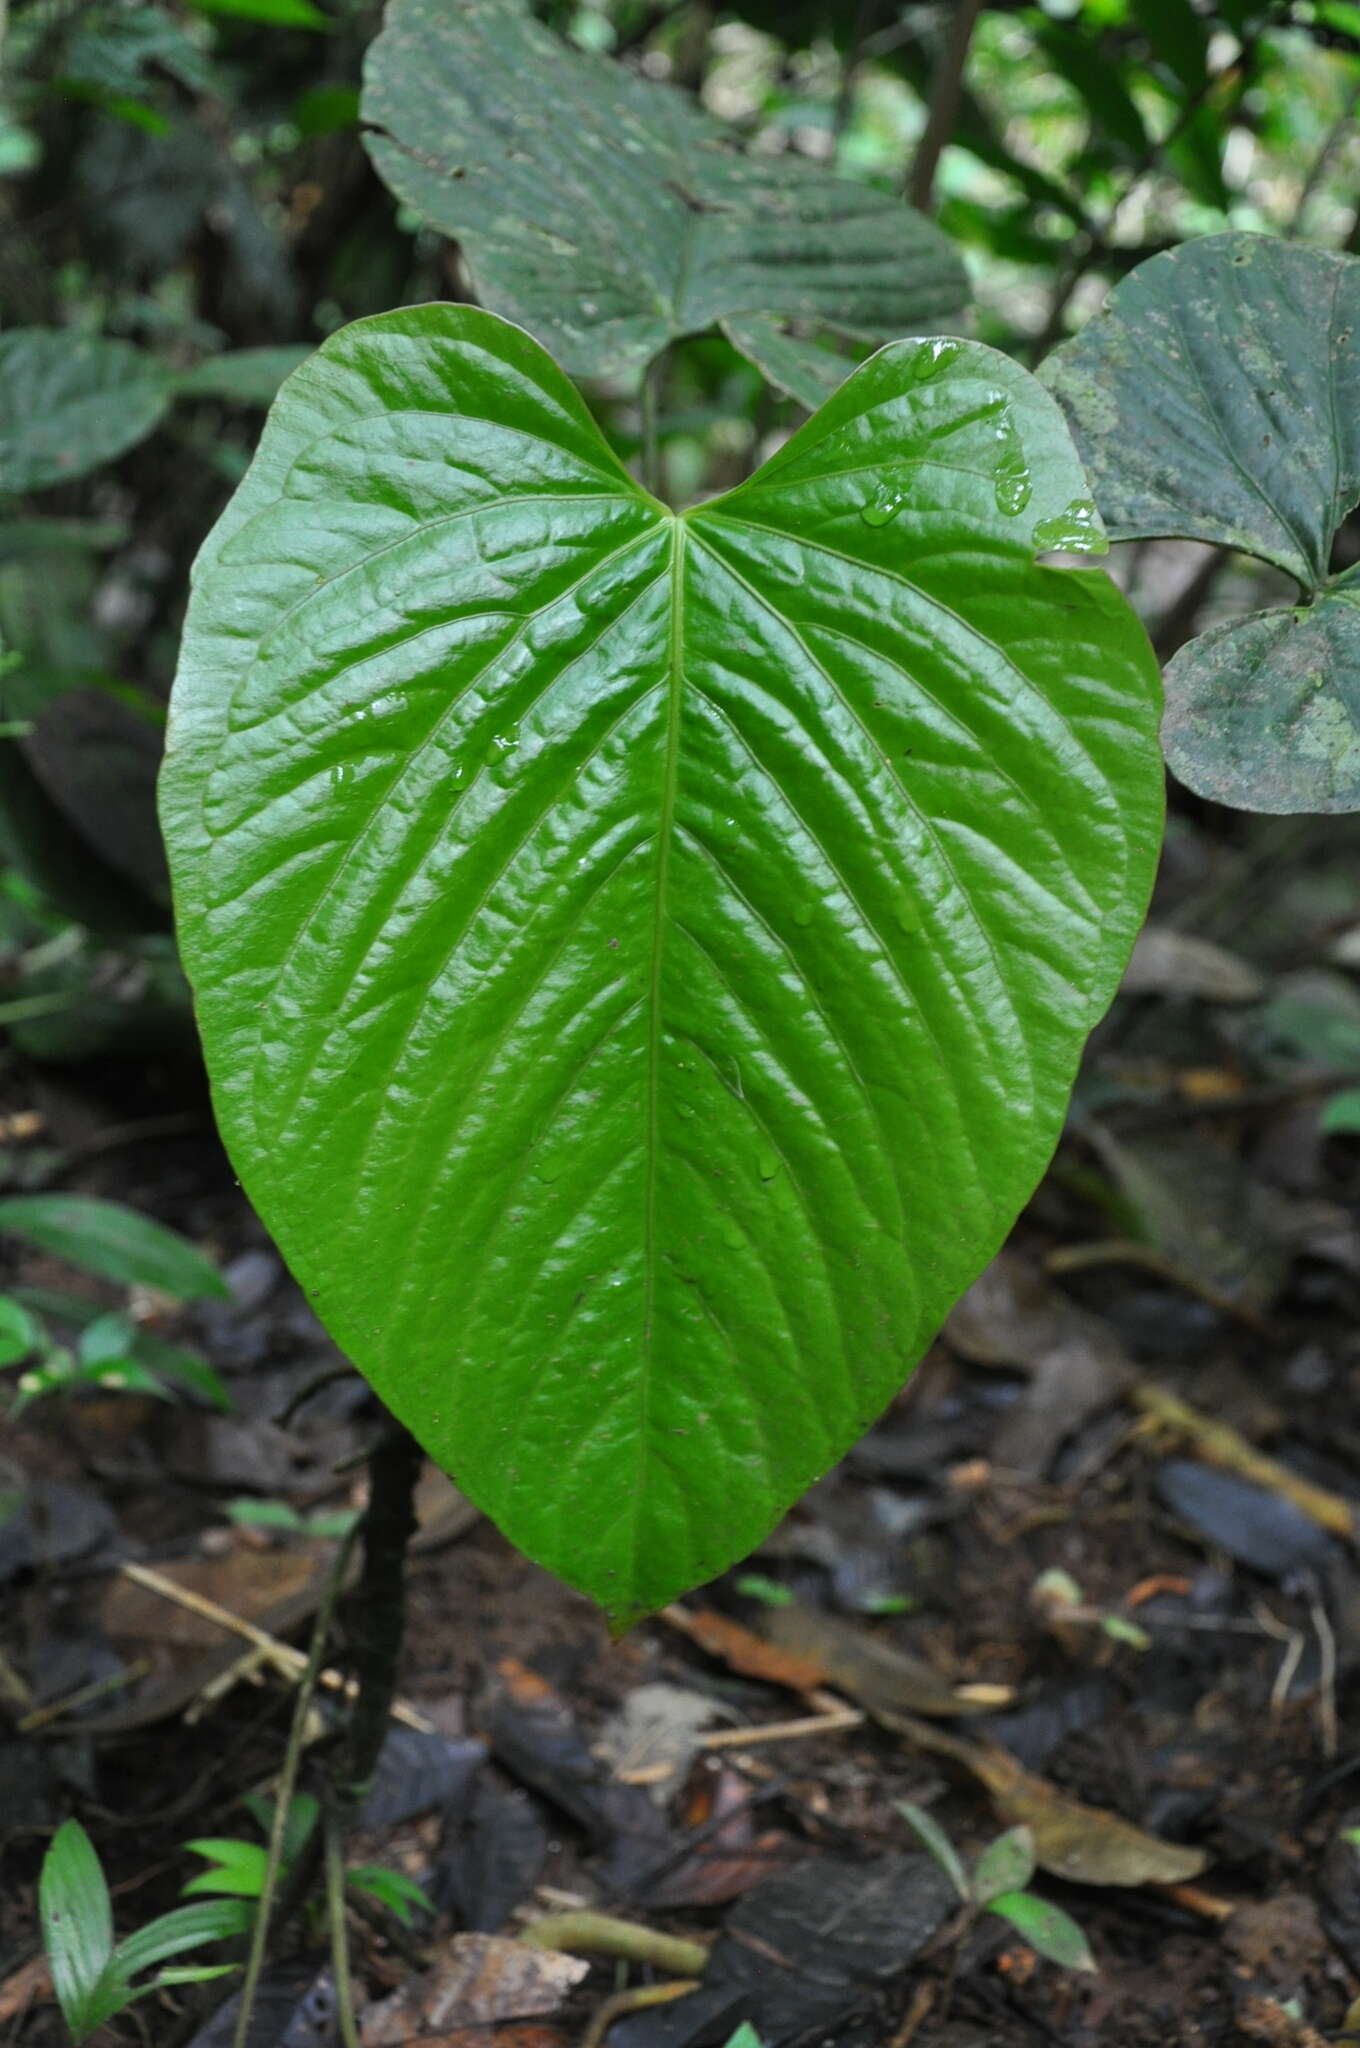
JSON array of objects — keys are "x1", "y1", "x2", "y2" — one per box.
[
  {"x1": 652, "y1": 1765, "x2": 787, "y2": 1908},
  {"x1": 0, "y1": 1954, "x2": 51, "y2": 2026},
  {"x1": 361, "y1": 1936, "x2": 588, "y2": 2043},
  {"x1": 761, "y1": 1605, "x2": 1012, "y2": 1718},
  {"x1": 881, "y1": 1713, "x2": 1206, "y2": 1887},
  {"x1": 661, "y1": 1606, "x2": 827, "y2": 1692},
  {"x1": 103, "y1": 1550, "x2": 321, "y2": 1648}
]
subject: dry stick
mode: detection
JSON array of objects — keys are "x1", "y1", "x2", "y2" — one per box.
[
  {"x1": 231, "y1": 1520, "x2": 361, "y2": 2048},
  {"x1": 114, "y1": 1558, "x2": 434, "y2": 1731},
  {"x1": 907, "y1": 0, "x2": 983, "y2": 213},
  {"x1": 1045, "y1": 1240, "x2": 1279, "y2": 1341},
  {"x1": 1130, "y1": 1381, "x2": 1354, "y2": 1539},
  {"x1": 698, "y1": 1705, "x2": 864, "y2": 1748}
]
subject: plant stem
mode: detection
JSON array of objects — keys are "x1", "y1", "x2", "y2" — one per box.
[
  {"x1": 324, "y1": 1803, "x2": 361, "y2": 2048},
  {"x1": 339, "y1": 1419, "x2": 424, "y2": 1809},
  {"x1": 639, "y1": 350, "x2": 665, "y2": 502},
  {"x1": 907, "y1": 0, "x2": 982, "y2": 214},
  {"x1": 231, "y1": 1520, "x2": 360, "y2": 2048}
]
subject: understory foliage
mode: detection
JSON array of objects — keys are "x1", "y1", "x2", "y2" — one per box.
[{"x1": 5, "y1": 0, "x2": 1360, "y2": 1622}]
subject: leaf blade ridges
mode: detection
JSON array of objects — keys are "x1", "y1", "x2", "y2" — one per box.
[{"x1": 162, "y1": 304, "x2": 1162, "y2": 1623}]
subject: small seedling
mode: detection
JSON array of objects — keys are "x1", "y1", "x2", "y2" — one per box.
[
  {"x1": 185, "y1": 1794, "x2": 433, "y2": 1931},
  {"x1": 0, "y1": 1195, "x2": 231, "y2": 1417},
  {"x1": 896, "y1": 1803, "x2": 1097, "y2": 1974},
  {"x1": 225, "y1": 1497, "x2": 359, "y2": 1541},
  {"x1": 40, "y1": 1819, "x2": 249, "y2": 2045}
]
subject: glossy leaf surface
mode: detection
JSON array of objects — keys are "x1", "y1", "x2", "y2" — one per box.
[
  {"x1": 1043, "y1": 233, "x2": 1360, "y2": 812},
  {"x1": 361, "y1": 0, "x2": 967, "y2": 397},
  {"x1": 0, "y1": 330, "x2": 171, "y2": 494},
  {"x1": 162, "y1": 305, "x2": 1161, "y2": 1622}
]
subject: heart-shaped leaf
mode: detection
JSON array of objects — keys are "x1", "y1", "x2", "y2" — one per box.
[
  {"x1": 0, "y1": 330, "x2": 172, "y2": 494},
  {"x1": 1042, "y1": 232, "x2": 1360, "y2": 812},
  {"x1": 360, "y1": 0, "x2": 967, "y2": 400},
  {"x1": 161, "y1": 305, "x2": 1162, "y2": 1624}
]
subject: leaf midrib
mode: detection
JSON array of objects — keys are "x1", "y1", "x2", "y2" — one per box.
[{"x1": 632, "y1": 513, "x2": 685, "y2": 1584}]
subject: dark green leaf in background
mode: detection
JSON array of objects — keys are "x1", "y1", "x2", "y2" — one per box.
[
  {"x1": 0, "y1": 1195, "x2": 227, "y2": 1299},
  {"x1": 162, "y1": 304, "x2": 1161, "y2": 1623},
  {"x1": 0, "y1": 331, "x2": 172, "y2": 494},
  {"x1": 360, "y1": 0, "x2": 968, "y2": 400},
  {"x1": 1043, "y1": 233, "x2": 1360, "y2": 812},
  {"x1": 173, "y1": 347, "x2": 315, "y2": 407}
]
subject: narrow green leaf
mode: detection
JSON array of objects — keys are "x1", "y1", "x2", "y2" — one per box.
[
  {"x1": 1043, "y1": 234, "x2": 1360, "y2": 813},
  {"x1": 161, "y1": 304, "x2": 1162, "y2": 1624},
  {"x1": 39, "y1": 1821, "x2": 118, "y2": 2043},
  {"x1": 895, "y1": 1800, "x2": 971, "y2": 1901},
  {"x1": 181, "y1": 1840, "x2": 270, "y2": 1898},
  {"x1": 346, "y1": 1865, "x2": 434, "y2": 1927},
  {"x1": 0, "y1": 331, "x2": 172, "y2": 494},
  {"x1": 973, "y1": 1826, "x2": 1036, "y2": 1906},
  {"x1": 360, "y1": 0, "x2": 967, "y2": 385},
  {"x1": 0, "y1": 1195, "x2": 228, "y2": 1300},
  {"x1": 111, "y1": 1899, "x2": 252, "y2": 1979},
  {"x1": 986, "y1": 1890, "x2": 1097, "y2": 1973}
]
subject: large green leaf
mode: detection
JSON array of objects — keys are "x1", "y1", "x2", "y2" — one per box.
[
  {"x1": 360, "y1": 0, "x2": 967, "y2": 401},
  {"x1": 0, "y1": 330, "x2": 172, "y2": 494},
  {"x1": 161, "y1": 305, "x2": 1162, "y2": 1623},
  {"x1": 1042, "y1": 233, "x2": 1360, "y2": 813}
]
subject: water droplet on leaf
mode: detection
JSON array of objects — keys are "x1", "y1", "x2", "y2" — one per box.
[
  {"x1": 992, "y1": 408, "x2": 1032, "y2": 516},
  {"x1": 861, "y1": 485, "x2": 909, "y2": 528},
  {"x1": 1031, "y1": 496, "x2": 1103, "y2": 553},
  {"x1": 894, "y1": 889, "x2": 921, "y2": 935},
  {"x1": 910, "y1": 336, "x2": 961, "y2": 381}
]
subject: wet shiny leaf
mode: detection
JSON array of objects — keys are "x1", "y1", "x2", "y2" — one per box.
[{"x1": 162, "y1": 303, "x2": 1161, "y2": 1622}]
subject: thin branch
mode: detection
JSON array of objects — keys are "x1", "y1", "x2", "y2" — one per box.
[
  {"x1": 908, "y1": 0, "x2": 983, "y2": 213},
  {"x1": 324, "y1": 1802, "x2": 362, "y2": 2048}
]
